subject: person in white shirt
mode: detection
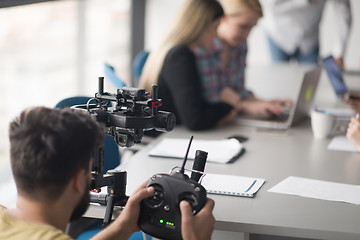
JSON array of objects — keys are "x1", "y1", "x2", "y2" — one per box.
[{"x1": 260, "y1": 0, "x2": 352, "y2": 69}]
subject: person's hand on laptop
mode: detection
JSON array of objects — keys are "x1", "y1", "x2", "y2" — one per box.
[
  {"x1": 269, "y1": 99, "x2": 293, "y2": 112},
  {"x1": 218, "y1": 87, "x2": 294, "y2": 117},
  {"x1": 238, "y1": 97, "x2": 293, "y2": 117}
]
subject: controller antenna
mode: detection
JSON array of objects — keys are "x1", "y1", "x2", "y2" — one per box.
[{"x1": 180, "y1": 135, "x2": 193, "y2": 174}]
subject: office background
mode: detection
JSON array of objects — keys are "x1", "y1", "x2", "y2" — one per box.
[
  {"x1": 145, "y1": 0, "x2": 359, "y2": 69},
  {"x1": 0, "y1": 1, "x2": 359, "y2": 239},
  {"x1": 0, "y1": 0, "x2": 132, "y2": 169},
  {"x1": 0, "y1": 0, "x2": 359, "y2": 194}
]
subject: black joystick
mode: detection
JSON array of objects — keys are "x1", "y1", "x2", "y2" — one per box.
[
  {"x1": 138, "y1": 136, "x2": 208, "y2": 240},
  {"x1": 145, "y1": 184, "x2": 165, "y2": 208},
  {"x1": 139, "y1": 173, "x2": 207, "y2": 240},
  {"x1": 179, "y1": 192, "x2": 198, "y2": 210}
]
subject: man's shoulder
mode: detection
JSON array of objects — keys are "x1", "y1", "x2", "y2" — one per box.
[{"x1": 0, "y1": 208, "x2": 73, "y2": 240}]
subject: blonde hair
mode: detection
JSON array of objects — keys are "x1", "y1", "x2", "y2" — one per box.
[
  {"x1": 221, "y1": 0, "x2": 262, "y2": 17},
  {"x1": 139, "y1": 0, "x2": 224, "y2": 91}
]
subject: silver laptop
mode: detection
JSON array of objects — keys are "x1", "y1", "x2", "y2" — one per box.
[{"x1": 236, "y1": 67, "x2": 322, "y2": 130}]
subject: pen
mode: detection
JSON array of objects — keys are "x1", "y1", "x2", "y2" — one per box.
[{"x1": 245, "y1": 180, "x2": 257, "y2": 193}]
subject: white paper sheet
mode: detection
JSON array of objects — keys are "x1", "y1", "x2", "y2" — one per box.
[
  {"x1": 149, "y1": 138, "x2": 244, "y2": 164},
  {"x1": 327, "y1": 136, "x2": 358, "y2": 152},
  {"x1": 268, "y1": 176, "x2": 360, "y2": 205}
]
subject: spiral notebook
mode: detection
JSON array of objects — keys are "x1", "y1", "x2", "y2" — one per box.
[{"x1": 201, "y1": 173, "x2": 266, "y2": 198}]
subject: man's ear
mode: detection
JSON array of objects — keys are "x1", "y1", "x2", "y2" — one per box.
[{"x1": 71, "y1": 169, "x2": 86, "y2": 194}]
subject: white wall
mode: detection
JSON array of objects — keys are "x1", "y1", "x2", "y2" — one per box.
[
  {"x1": 145, "y1": 0, "x2": 360, "y2": 70},
  {"x1": 144, "y1": 0, "x2": 183, "y2": 49}
]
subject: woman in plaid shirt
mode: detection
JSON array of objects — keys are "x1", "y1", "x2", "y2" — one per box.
[{"x1": 195, "y1": 0, "x2": 292, "y2": 118}]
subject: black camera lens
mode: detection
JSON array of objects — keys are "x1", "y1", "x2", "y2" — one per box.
[{"x1": 155, "y1": 112, "x2": 176, "y2": 132}]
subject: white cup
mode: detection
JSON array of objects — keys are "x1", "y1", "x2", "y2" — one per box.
[{"x1": 311, "y1": 109, "x2": 335, "y2": 139}]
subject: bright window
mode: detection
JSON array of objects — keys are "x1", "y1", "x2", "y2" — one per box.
[{"x1": 0, "y1": 0, "x2": 131, "y2": 166}]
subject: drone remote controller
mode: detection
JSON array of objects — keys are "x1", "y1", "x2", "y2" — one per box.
[{"x1": 138, "y1": 136, "x2": 208, "y2": 240}]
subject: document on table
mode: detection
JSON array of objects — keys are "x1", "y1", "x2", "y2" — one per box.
[
  {"x1": 149, "y1": 138, "x2": 245, "y2": 164},
  {"x1": 268, "y1": 176, "x2": 360, "y2": 205},
  {"x1": 327, "y1": 136, "x2": 357, "y2": 152}
]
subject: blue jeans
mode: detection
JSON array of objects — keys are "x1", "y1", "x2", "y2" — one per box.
[{"x1": 267, "y1": 35, "x2": 319, "y2": 64}]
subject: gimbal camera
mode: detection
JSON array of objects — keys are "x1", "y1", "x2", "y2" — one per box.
[
  {"x1": 87, "y1": 77, "x2": 176, "y2": 148},
  {"x1": 73, "y1": 77, "x2": 176, "y2": 228}
]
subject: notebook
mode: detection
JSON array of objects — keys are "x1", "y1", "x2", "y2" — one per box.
[
  {"x1": 236, "y1": 66, "x2": 322, "y2": 130},
  {"x1": 149, "y1": 138, "x2": 245, "y2": 164},
  {"x1": 201, "y1": 173, "x2": 265, "y2": 198}
]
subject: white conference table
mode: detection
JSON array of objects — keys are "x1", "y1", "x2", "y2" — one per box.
[
  {"x1": 103, "y1": 122, "x2": 360, "y2": 240},
  {"x1": 86, "y1": 64, "x2": 360, "y2": 239}
]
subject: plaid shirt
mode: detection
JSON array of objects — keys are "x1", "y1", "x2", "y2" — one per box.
[{"x1": 195, "y1": 38, "x2": 252, "y2": 103}]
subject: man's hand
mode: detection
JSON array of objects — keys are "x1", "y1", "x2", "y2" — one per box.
[
  {"x1": 180, "y1": 198, "x2": 215, "y2": 240},
  {"x1": 91, "y1": 181, "x2": 154, "y2": 240}
]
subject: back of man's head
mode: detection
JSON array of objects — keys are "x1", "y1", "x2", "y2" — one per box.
[{"x1": 9, "y1": 106, "x2": 104, "y2": 202}]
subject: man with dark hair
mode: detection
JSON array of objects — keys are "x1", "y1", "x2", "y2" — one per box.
[{"x1": 0, "y1": 106, "x2": 215, "y2": 240}]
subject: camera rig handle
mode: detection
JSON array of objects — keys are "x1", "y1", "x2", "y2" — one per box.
[{"x1": 90, "y1": 147, "x2": 128, "y2": 228}]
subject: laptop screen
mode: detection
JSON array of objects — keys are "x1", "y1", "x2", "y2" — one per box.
[{"x1": 321, "y1": 56, "x2": 347, "y2": 96}]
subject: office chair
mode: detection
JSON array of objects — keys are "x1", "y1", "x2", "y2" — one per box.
[
  {"x1": 55, "y1": 96, "x2": 120, "y2": 173},
  {"x1": 132, "y1": 50, "x2": 149, "y2": 86}
]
